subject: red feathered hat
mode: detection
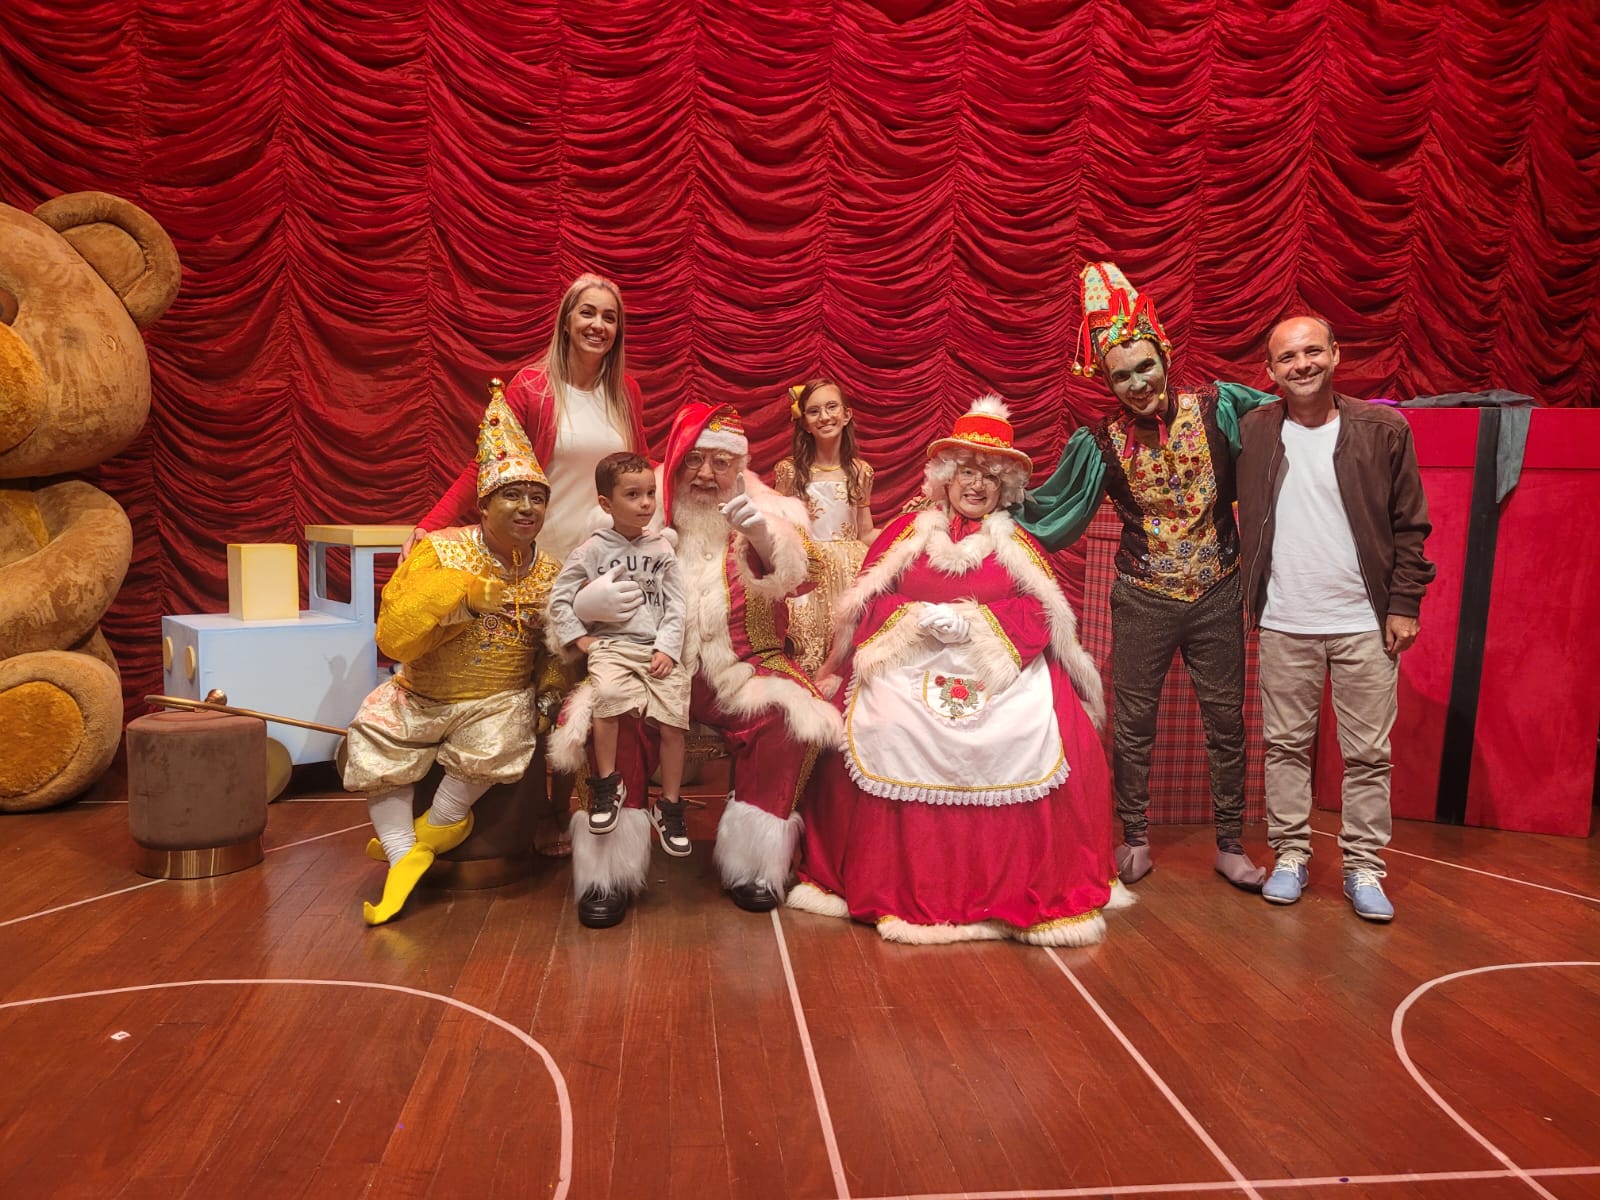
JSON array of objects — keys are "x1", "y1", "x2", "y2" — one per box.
[
  {"x1": 926, "y1": 394, "x2": 1032, "y2": 473},
  {"x1": 660, "y1": 400, "x2": 749, "y2": 523}
]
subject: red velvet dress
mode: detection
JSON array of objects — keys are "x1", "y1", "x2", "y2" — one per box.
[{"x1": 797, "y1": 510, "x2": 1117, "y2": 945}]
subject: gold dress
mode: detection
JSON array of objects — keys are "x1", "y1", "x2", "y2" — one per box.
[{"x1": 774, "y1": 458, "x2": 872, "y2": 676}]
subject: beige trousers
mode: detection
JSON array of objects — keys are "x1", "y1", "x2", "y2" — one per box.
[{"x1": 1258, "y1": 629, "x2": 1397, "y2": 875}]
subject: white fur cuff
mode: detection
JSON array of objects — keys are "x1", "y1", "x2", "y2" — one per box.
[
  {"x1": 713, "y1": 796, "x2": 802, "y2": 892},
  {"x1": 570, "y1": 807, "x2": 651, "y2": 897},
  {"x1": 786, "y1": 881, "x2": 850, "y2": 919}
]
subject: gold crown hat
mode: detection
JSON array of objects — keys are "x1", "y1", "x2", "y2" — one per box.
[
  {"x1": 476, "y1": 379, "x2": 550, "y2": 499},
  {"x1": 1073, "y1": 261, "x2": 1172, "y2": 377}
]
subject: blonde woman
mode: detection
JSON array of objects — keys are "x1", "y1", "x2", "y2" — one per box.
[{"x1": 410, "y1": 273, "x2": 647, "y2": 564}]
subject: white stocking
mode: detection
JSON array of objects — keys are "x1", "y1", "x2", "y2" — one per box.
[
  {"x1": 428, "y1": 774, "x2": 491, "y2": 826},
  {"x1": 369, "y1": 787, "x2": 416, "y2": 866}
]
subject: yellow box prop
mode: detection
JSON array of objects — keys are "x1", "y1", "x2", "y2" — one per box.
[{"x1": 227, "y1": 543, "x2": 299, "y2": 621}]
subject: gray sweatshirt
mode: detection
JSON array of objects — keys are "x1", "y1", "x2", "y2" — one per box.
[{"x1": 547, "y1": 527, "x2": 686, "y2": 660}]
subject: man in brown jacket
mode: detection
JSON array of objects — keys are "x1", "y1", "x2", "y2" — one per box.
[{"x1": 1237, "y1": 316, "x2": 1434, "y2": 922}]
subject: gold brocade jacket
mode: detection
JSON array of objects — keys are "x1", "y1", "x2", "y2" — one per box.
[{"x1": 376, "y1": 529, "x2": 562, "y2": 703}]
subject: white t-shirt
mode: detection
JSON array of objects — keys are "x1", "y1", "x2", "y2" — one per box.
[
  {"x1": 1260, "y1": 416, "x2": 1379, "y2": 635},
  {"x1": 542, "y1": 384, "x2": 628, "y2": 565}
]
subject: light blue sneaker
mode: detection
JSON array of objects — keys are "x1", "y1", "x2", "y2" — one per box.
[
  {"x1": 1261, "y1": 858, "x2": 1308, "y2": 905},
  {"x1": 1343, "y1": 869, "x2": 1394, "y2": 922}
]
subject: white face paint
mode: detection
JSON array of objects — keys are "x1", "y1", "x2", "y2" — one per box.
[{"x1": 1102, "y1": 339, "x2": 1170, "y2": 419}]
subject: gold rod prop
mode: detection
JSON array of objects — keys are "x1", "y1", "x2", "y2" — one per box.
[{"x1": 145, "y1": 695, "x2": 348, "y2": 736}]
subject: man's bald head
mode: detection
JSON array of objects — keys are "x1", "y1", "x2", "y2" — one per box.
[{"x1": 1266, "y1": 314, "x2": 1336, "y2": 361}]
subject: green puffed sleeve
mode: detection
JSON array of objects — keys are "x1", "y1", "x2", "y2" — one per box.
[
  {"x1": 1214, "y1": 381, "x2": 1278, "y2": 455},
  {"x1": 1015, "y1": 427, "x2": 1107, "y2": 552}
]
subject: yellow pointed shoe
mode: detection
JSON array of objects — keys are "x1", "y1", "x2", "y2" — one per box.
[
  {"x1": 413, "y1": 809, "x2": 474, "y2": 854},
  {"x1": 362, "y1": 844, "x2": 436, "y2": 926}
]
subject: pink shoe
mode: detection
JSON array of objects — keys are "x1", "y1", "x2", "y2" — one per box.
[
  {"x1": 1115, "y1": 842, "x2": 1153, "y2": 884},
  {"x1": 1214, "y1": 847, "x2": 1267, "y2": 892}
]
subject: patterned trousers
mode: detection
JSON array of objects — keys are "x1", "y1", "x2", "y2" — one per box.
[{"x1": 1109, "y1": 571, "x2": 1246, "y2": 841}]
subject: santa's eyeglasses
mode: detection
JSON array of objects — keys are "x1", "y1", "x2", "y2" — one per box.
[{"x1": 684, "y1": 451, "x2": 739, "y2": 473}]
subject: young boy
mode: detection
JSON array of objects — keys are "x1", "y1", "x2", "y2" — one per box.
[{"x1": 548, "y1": 452, "x2": 691, "y2": 856}]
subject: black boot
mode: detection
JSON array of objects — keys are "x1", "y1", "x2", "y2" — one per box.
[
  {"x1": 727, "y1": 881, "x2": 779, "y2": 913},
  {"x1": 577, "y1": 887, "x2": 629, "y2": 928}
]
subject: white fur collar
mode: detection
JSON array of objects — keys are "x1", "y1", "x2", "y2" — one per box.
[{"x1": 837, "y1": 509, "x2": 1105, "y2": 726}]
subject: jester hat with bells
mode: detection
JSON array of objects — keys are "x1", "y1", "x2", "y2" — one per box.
[
  {"x1": 1072, "y1": 261, "x2": 1172, "y2": 379},
  {"x1": 476, "y1": 381, "x2": 549, "y2": 501}
]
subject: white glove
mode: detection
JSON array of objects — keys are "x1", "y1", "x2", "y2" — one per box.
[
  {"x1": 720, "y1": 491, "x2": 777, "y2": 565},
  {"x1": 917, "y1": 602, "x2": 970, "y2": 645},
  {"x1": 573, "y1": 566, "x2": 644, "y2": 624}
]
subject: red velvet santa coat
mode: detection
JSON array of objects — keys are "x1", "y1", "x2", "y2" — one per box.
[{"x1": 794, "y1": 507, "x2": 1123, "y2": 946}]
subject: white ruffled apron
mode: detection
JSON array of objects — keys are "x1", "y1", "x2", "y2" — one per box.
[{"x1": 843, "y1": 643, "x2": 1067, "y2": 806}]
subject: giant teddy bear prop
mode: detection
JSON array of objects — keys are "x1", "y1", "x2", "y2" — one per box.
[{"x1": 0, "y1": 191, "x2": 181, "y2": 811}]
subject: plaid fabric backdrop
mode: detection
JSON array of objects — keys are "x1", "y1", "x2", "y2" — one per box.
[{"x1": 1078, "y1": 507, "x2": 1267, "y2": 825}]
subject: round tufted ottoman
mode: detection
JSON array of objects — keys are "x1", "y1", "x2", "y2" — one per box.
[{"x1": 126, "y1": 710, "x2": 268, "y2": 878}]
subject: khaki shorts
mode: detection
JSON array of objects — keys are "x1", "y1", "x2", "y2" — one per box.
[{"x1": 587, "y1": 638, "x2": 690, "y2": 730}]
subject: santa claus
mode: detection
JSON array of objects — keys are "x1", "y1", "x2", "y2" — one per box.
[{"x1": 551, "y1": 401, "x2": 843, "y2": 927}]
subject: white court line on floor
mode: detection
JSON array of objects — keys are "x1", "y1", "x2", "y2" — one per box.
[
  {"x1": 265, "y1": 822, "x2": 369, "y2": 853},
  {"x1": 0, "y1": 822, "x2": 368, "y2": 930},
  {"x1": 769, "y1": 909, "x2": 851, "y2": 1199},
  {"x1": 846, "y1": 1163, "x2": 1600, "y2": 1199},
  {"x1": 0, "y1": 879, "x2": 165, "y2": 930},
  {"x1": 774, "y1": 931, "x2": 1600, "y2": 1200},
  {"x1": 1309, "y1": 828, "x2": 1600, "y2": 906},
  {"x1": 1045, "y1": 949, "x2": 1265, "y2": 1200},
  {"x1": 1393, "y1": 961, "x2": 1600, "y2": 1200},
  {"x1": 0, "y1": 978, "x2": 572, "y2": 1199}
]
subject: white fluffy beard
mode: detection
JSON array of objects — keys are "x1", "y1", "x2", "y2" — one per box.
[
  {"x1": 673, "y1": 490, "x2": 732, "y2": 561},
  {"x1": 672, "y1": 490, "x2": 733, "y2": 675}
]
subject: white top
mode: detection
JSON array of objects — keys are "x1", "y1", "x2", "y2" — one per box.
[
  {"x1": 1261, "y1": 416, "x2": 1379, "y2": 635},
  {"x1": 542, "y1": 383, "x2": 628, "y2": 564},
  {"x1": 805, "y1": 467, "x2": 860, "y2": 543}
]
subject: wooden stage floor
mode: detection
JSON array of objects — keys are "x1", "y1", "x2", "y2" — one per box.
[{"x1": 3, "y1": 782, "x2": 1598, "y2": 1200}]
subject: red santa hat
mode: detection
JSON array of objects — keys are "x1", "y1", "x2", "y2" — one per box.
[{"x1": 660, "y1": 400, "x2": 749, "y2": 523}]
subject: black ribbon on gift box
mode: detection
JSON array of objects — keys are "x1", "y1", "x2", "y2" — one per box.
[{"x1": 1401, "y1": 391, "x2": 1533, "y2": 824}]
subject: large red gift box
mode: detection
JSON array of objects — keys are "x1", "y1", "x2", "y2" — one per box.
[{"x1": 1314, "y1": 407, "x2": 1600, "y2": 837}]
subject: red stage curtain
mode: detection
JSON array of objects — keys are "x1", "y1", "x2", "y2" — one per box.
[{"x1": 2, "y1": 1, "x2": 1597, "y2": 713}]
